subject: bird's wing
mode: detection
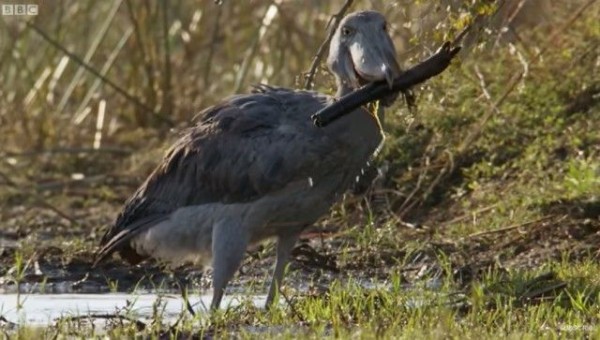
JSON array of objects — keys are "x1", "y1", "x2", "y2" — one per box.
[{"x1": 96, "y1": 89, "x2": 350, "y2": 264}]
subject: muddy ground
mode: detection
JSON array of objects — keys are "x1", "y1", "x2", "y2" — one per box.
[{"x1": 1, "y1": 184, "x2": 598, "y2": 298}]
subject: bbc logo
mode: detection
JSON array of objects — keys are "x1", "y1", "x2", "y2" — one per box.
[{"x1": 2, "y1": 4, "x2": 39, "y2": 16}]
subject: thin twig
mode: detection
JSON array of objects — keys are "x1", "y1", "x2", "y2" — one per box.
[
  {"x1": 441, "y1": 203, "x2": 499, "y2": 226},
  {"x1": 0, "y1": 169, "x2": 77, "y2": 225},
  {"x1": 419, "y1": 150, "x2": 454, "y2": 203},
  {"x1": 519, "y1": 271, "x2": 567, "y2": 302},
  {"x1": 0, "y1": 170, "x2": 17, "y2": 187},
  {"x1": 536, "y1": 0, "x2": 597, "y2": 58},
  {"x1": 520, "y1": 281, "x2": 568, "y2": 302},
  {"x1": 56, "y1": 313, "x2": 146, "y2": 331},
  {"x1": 399, "y1": 150, "x2": 454, "y2": 217},
  {"x1": 4, "y1": 147, "x2": 132, "y2": 157},
  {"x1": 161, "y1": 0, "x2": 173, "y2": 116},
  {"x1": 203, "y1": 4, "x2": 223, "y2": 86},
  {"x1": 457, "y1": 71, "x2": 523, "y2": 154},
  {"x1": 35, "y1": 200, "x2": 78, "y2": 225},
  {"x1": 303, "y1": 0, "x2": 354, "y2": 90},
  {"x1": 493, "y1": 0, "x2": 529, "y2": 48},
  {"x1": 397, "y1": 154, "x2": 431, "y2": 216},
  {"x1": 35, "y1": 175, "x2": 109, "y2": 191},
  {"x1": 466, "y1": 215, "x2": 556, "y2": 239},
  {"x1": 25, "y1": 21, "x2": 174, "y2": 127},
  {"x1": 473, "y1": 65, "x2": 501, "y2": 115}
]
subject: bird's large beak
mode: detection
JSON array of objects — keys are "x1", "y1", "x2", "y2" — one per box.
[{"x1": 348, "y1": 29, "x2": 401, "y2": 89}]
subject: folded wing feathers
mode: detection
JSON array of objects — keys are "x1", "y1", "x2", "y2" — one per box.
[{"x1": 93, "y1": 214, "x2": 169, "y2": 266}]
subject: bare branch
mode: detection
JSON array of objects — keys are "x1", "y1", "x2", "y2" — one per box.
[
  {"x1": 161, "y1": 0, "x2": 173, "y2": 116},
  {"x1": 203, "y1": 4, "x2": 223, "y2": 86},
  {"x1": 303, "y1": 0, "x2": 354, "y2": 90},
  {"x1": 56, "y1": 313, "x2": 146, "y2": 331}
]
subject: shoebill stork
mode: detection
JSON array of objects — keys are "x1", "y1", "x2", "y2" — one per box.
[{"x1": 95, "y1": 10, "x2": 411, "y2": 310}]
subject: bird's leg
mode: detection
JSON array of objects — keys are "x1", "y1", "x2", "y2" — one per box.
[
  {"x1": 210, "y1": 217, "x2": 249, "y2": 310},
  {"x1": 266, "y1": 232, "x2": 300, "y2": 308}
]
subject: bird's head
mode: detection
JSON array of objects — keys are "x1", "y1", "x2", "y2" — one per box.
[{"x1": 327, "y1": 11, "x2": 401, "y2": 106}]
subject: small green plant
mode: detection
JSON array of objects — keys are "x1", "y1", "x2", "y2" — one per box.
[
  {"x1": 107, "y1": 278, "x2": 119, "y2": 293},
  {"x1": 563, "y1": 156, "x2": 600, "y2": 198},
  {"x1": 6, "y1": 250, "x2": 35, "y2": 310}
]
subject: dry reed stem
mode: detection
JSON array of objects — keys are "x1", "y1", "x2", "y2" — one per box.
[
  {"x1": 303, "y1": 0, "x2": 354, "y2": 90},
  {"x1": 26, "y1": 21, "x2": 174, "y2": 127}
]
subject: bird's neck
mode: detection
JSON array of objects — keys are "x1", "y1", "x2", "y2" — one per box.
[
  {"x1": 324, "y1": 76, "x2": 383, "y2": 155},
  {"x1": 332, "y1": 76, "x2": 385, "y2": 134},
  {"x1": 321, "y1": 98, "x2": 384, "y2": 153},
  {"x1": 334, "y1": 77, "x2": 354, "y2": 98}
]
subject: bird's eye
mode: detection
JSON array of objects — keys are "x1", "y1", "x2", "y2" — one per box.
[
  {"x1": 382, "y1": 22, "x2": 387, "y2": 31},
  {"x1": 341, "y1": 26, "x2": 353, "y2": 37}
]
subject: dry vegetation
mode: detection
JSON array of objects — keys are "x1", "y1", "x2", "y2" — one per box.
[{"x1": 0, "y1": 0, "x2": 599, "y2": 338}]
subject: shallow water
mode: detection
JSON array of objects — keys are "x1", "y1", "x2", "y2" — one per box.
[
  {"x1": 0, "y1": 271, "x2": 447, "y2": 326},
  {"x1": 0, "y1": 293, "x2": 267, "y2": 325}
]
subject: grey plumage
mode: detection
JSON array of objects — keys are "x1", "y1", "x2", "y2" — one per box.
[{"x1": 96, "y1": 11, "x2": 404, "y2": 310}]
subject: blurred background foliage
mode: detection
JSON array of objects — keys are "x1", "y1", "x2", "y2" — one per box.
[
  {"x1": 0, "y1": 0, "x2": 563, "y2": 149},
  {"x1": 0, "y1": 5, "x2": 598, "y2": 336},
  {"x1": 0, "y1": 0, "x2": 598, "y2": 233}
]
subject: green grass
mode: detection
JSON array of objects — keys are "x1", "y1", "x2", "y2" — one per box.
[{"x1": 6, "y1": 259, "x2": 599, "y2": 338}]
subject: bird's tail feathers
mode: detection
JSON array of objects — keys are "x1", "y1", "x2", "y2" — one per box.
[{"x1": 93, "y1": 215, "x2": 169, "y2": 267}]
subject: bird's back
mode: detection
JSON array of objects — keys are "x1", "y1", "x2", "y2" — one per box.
[{"x1": 97, "y1": 85, "x2": 382, "y2": 265}]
